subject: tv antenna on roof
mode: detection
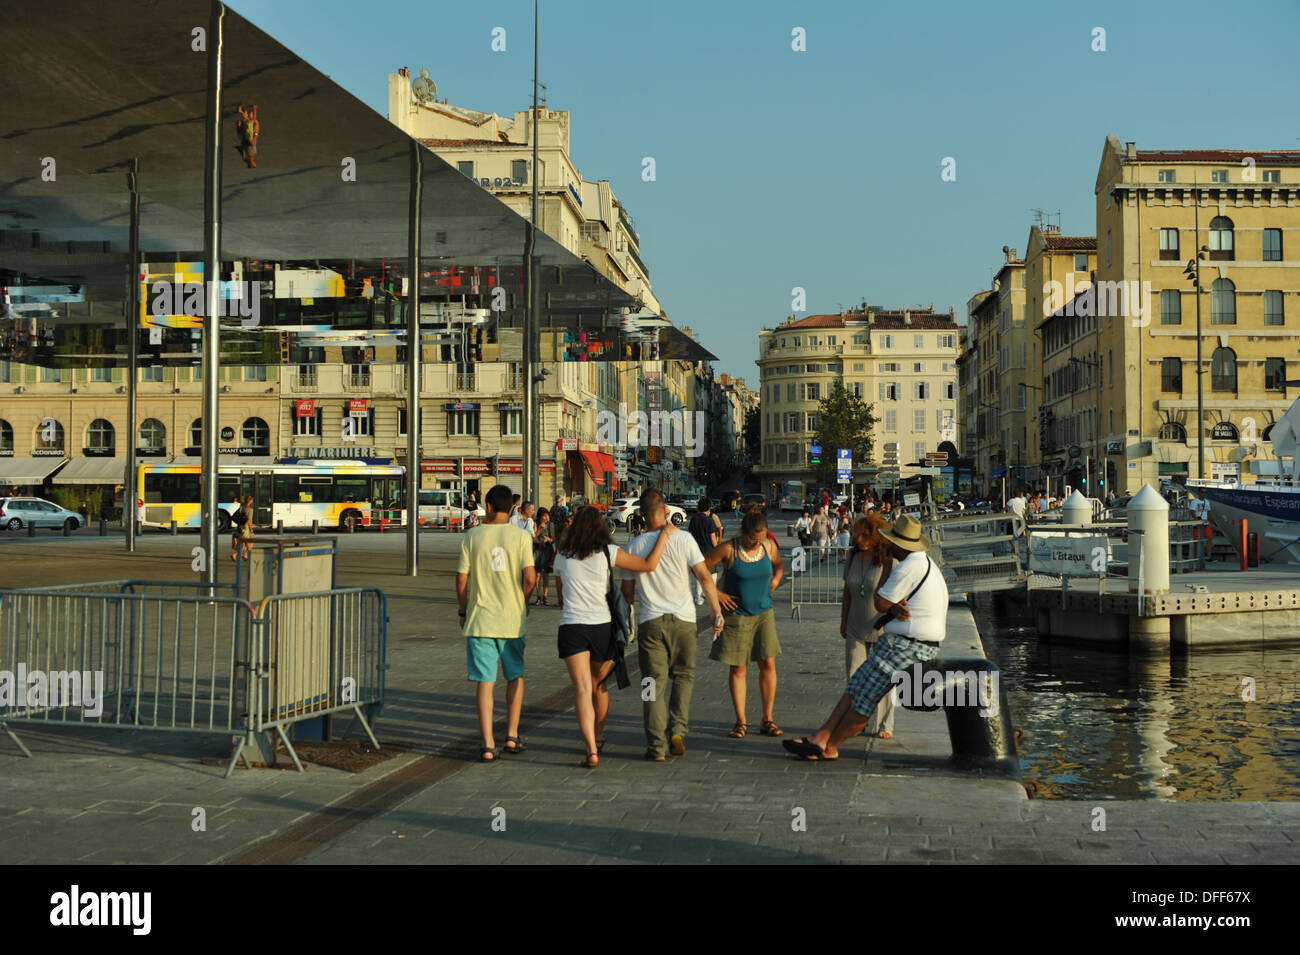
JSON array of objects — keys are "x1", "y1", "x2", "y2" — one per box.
[
  {"x1": 1031, "y1": 208, "x2": 1062, "y2": 231},
  {"x1": 411, "y1": 68, "x2": 437, "y2": 105}
]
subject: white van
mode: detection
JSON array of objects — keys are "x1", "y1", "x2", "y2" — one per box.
[{"x1": 416, "y1": 488, "x2": 472, "y2": 525}]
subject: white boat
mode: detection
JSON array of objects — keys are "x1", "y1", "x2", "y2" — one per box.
[{"x1": 1192, "y1": 395, "x2": 1300, "y2": 565}]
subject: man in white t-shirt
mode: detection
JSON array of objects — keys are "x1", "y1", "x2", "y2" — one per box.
[
  {"x1": 510, "y1": 501, "x2": 536, "y2": 537},
  {"x1": 1006, "y1": 493, "x2": 1027, "y2": 519},
  {"x1": 620, "y1": 489, "x2": 724, "y2": 761},
  {"x1": 784, "y1": 513, "x2": 949, "y2": 761}
]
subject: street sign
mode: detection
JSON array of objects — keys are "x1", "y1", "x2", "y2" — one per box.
[
  {"x1": 925, "y1": 452, "x2": 948, "y2": 462},
  {"x1": 903, "y1": 493, "x2": 921, "y2": 507}
]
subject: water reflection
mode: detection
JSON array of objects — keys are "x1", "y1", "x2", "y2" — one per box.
[{"x1": 977, "y1": 609, "x2": 1300, "y2": 800}]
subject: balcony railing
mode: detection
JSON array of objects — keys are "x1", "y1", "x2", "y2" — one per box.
[
  {"x1": 347, "y1": 367, "x2": 371, "y2": 390},
  {"x1": 295, "y1": 366, "x2": 318, "y2": 390},
  {"x1": 454, "y1": 371, "x2": 478, "y2": 392}
]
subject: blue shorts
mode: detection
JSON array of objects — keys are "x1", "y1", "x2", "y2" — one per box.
[
  {"x1": 466, "y1": 636, "x2": 526, "y2": 683},
  {"x1": 846, "y1": 633, "x2": 940, "y2": 717}
]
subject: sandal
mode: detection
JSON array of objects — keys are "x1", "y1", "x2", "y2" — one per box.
[
  {"x1": 479, "y1": 747, "x2": 498, "y2": 762},
  {"x1": 596, "y1": 737, "x2": 607, "y2": 754},
  {"x1": 782, "y1": 737, "x2": 837, "y2": 761},
  {"x1": 581, "y1": 753, "x2": 599, "y2": 768},
  {"x1": 728, "y1": 722, "x2": 748, "y2": 739},
  {"x1": 502, "y1": 736, "x2": 525, "y2": 754},
  {"x1": 760, "y1": 720, "x2": 784, "y2": 737}
]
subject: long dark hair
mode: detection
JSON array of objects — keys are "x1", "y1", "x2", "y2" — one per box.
[{"x1": 559, "y1": 506, "x2": 612, "y2": 560}]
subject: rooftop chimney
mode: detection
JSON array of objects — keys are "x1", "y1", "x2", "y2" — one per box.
[
  {"x1": 1125, "y1": 141, "x2": 1136, "y2": 159},
  {"x1": 903, "y1": 310, "x2": 911, "y2": 325}
]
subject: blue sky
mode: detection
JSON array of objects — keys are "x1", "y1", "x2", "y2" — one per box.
[{"x1": 234, "y1": 0, "x2": 1300, "y2": 383}]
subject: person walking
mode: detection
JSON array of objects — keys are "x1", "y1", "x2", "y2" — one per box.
[
  {"x1": 783, "y1": 514, "x2": 949, "y2": 760},
  {"x1": 231, "y1": 495, "x2": 255, "y2": 562},
  {"x1": 456, "y1": 484, "x2": 537, "y2": 762},
  {"x1": 620, "y1": 490, "x2": 725, "y2": 761},
  {"x1": 794, "y1": 508, "x2": 812, "y2": 548},
  {"x1": 841, "y1": 513, "x2": 897, "y2": 738},
  {"x1": 532, "y1": 507, "x2": 556, "y2": 606},
  {"x1": 688, "y1": 497, "x2": 722, "y2": 606},
  {"x1": 553, "y1": 506, "x2": 675, "y2": 767},
  {"x1": 811, "y1": 504, "x2": 830, "y2": 560},
  {"x1": 834, "y1": 505, "x2": 852, "y2": 553},
  {"x1": 703, "y1": 509, "x2": 785, "y2": 739}
]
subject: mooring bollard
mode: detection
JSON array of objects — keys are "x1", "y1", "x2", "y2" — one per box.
[{"x1": 1127, "y1": 484, "x2": 1169, "y2": 596}]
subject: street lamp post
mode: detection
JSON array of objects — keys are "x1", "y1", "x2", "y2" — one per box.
[{"x1": 1184, "y1": 233, "x2": 1208, "y2": 482}]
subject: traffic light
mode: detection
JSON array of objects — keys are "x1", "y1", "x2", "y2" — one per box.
[{"x1": 1099, "y1": 477, "x2": 1105, "y2": 487}]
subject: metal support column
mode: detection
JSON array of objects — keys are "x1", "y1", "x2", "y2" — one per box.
[
  {"x1": 406, "y1": 142, "x2": 422, "y2": 576},
  {"x1": 200, "y1": 0, "x2": 225, "y2": 586},
  {"x1": 521, "y1": 0, "x2": 541, "y2": 506},
  {"x1": 1193, "y1": 187, "x2": 1205, "y2": 481},
  {"x1": 125, "y1": 158, "x2": 139, "y2": 551}
]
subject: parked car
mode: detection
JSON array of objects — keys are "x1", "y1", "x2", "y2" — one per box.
[
  {"x1": 606, "y1": 497, "x2": 687, "y2": 528},
  {"x1": 0, "y1": 497, "x2": 83, "y2": 532}
]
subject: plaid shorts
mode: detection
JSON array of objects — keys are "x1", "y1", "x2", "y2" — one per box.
[{"x1": 846, "y1": 633, "x2": 941, "y2": 717}]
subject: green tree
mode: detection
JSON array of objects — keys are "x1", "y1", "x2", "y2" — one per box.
[
  {"x1": 811, "y1": 381, "x2": 877, "y2": 486},
  {"x1": 743, "y1": 405, "x2": 761, "y2": 459}
]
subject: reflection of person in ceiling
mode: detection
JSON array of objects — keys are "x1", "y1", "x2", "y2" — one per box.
[{"x1": 235, "y1": 104, "x2": 259, "y2": 169}]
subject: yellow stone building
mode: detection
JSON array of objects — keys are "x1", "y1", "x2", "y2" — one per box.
[{"x1": 1093, "y1": 136, "x2": 1300, "y2": 492}]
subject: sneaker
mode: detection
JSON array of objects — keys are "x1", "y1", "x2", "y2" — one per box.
[
  {"x1": 643, "y1": 749, "x2": 666, "y2": 762},
  {"x1": 669, "y1": 734, "x2": 685, "y2": 757}
]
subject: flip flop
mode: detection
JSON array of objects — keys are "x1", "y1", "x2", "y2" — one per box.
[{"x1": 782, "y1": 737, "x2": 838, "y2": 761}]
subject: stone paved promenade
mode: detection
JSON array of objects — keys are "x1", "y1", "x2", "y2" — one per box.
[{"x1": 0, "y1": 532, "x2": 1296, "y2": 864}]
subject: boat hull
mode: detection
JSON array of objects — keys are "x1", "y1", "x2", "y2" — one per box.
[{"x1": 1202, "y1": 485, "x2": 1300, "y2": 565}]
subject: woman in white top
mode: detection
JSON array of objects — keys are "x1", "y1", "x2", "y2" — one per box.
[{"x1": 553, "y1": 506, "x2": 676, "y2": 767}]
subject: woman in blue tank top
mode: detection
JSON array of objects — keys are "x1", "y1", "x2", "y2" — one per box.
[{"x1": 703, "y1": 511, "x2": 785, "y2": 739}]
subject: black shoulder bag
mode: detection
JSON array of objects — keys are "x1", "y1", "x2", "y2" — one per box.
[{"x1": 871, "y1": 556, "x2": 931, "y2": 632}]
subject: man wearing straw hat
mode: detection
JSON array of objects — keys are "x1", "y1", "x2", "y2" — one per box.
[{"x1": 782, "y1": 513, "x2": 949, "y2": 761}]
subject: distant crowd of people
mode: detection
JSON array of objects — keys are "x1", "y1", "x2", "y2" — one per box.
[{"x1": 456, "y1": 485, "x2": 949, "y2": 766}]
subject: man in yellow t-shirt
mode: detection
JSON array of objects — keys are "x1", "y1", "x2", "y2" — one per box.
[{"x1": 457, "y1": 484, "x2": 537, "y2": 761}]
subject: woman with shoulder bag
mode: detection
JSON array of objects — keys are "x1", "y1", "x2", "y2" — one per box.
[
  {"x1": 841, "y1": 512, "x2": 897, "y2": 738},
  {"x1": 553, "y1": 506, "x2": 677, "y2": 767}
]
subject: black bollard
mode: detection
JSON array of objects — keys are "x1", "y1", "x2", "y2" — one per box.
[
  {"x1": 897, "y1": 657, "x2": 1019, "y2": 778},
  {"x1": 99, "y1": 517, "x2": 107, "y2": 536},
  {"x1": 28, "y1": 520, "x2": 35, "y2": 538},
  {"x1": 63, "y1": 520, "x2": 71, "y2": 537},
  {"x1": 277, "y1": 519, "x2": 284, "y2": 536},
  {"x1": 171, "y1": 520, "x2": 178, "y2": 536},
  {"x1": 311, "y1": 519, "x2": 319, "y2": 534}
]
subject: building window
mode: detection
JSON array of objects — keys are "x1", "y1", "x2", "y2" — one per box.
[
  {"x1": 86, "y1": 419, "x2": 115, "y2": 453},
  {"x1": 91, "y1": 366, "x2": 112, "y2": 382},
  {"x1": 349, "y1": 363, "x2": 371, "y2": 387},
  {"x1": 448, "y1": 409, "x2": 480, "y2": 436},
  {"x1": 1264, "y1": 290, "x2": 1284, "y2": 326},
  {"x1": 1157, "y1": 169, "x2": 1176, "y2": 183},
  {"x1": 0, "y1": 420, "x2": 11, "y2": 453},
  {"x1": 880, "y1": 383, "x2": 898, "y2": 401},
  {"x1": 189, "y1": 419, "x2": 203, "y2": 449},
  {"x1": 1160, "y1": 289, "x2": 1182, "y2": 325},
  {"x1": 827, "y1": 335, "x2": 837, "y2": 346},
  {"x1": 880, "y1": 335, "x2": 894, "y2": 349},
  {"x1": 884, "y1": 410, "x2": 897, "y2": 432},
  {"x1": 785, "y1": 412, "x2": 803, "y2": 433},
  {"x1": 807, "y1": 336, "x2": 818, "y2": 347},
  {"x1": 913, "y1": 441, "x2": 926, "y2": 461},
  {"x1": 786, "y1": 383, "x2": 797, "y2": 402},
  {"x1": 913, "y1": 409, "x2": 926, "y2": 432},
  {"x1": 914, "y1": 381, "x2": 930, "y2": 400},
  {"x1": 1208, "y1": 216, "x2": 1234, "y2": 260},
  {"x1": 138, "y1": 418, "x2": 166, "y2": 452},
  {"x1": 293, "y1": 408, "x2": 322, "y2": 436},
  {"x1": 1262, "y1": 169, "x2": 1281, "y2": 184},
  {"x1": 1159, "y1": 421, "x2": 1187, "y2": 442},
  {"x1": 35, "y1": 419, "x2": 64, "y2": 450},
  {"x1": 851, "y1": 382, "x2": 863, "y2": 398},
  {"x1": 512, "y1": 159, "x2": 528, "y2": 184},
  {"x1": 1074, "y1": 253, "x2": 1089, "y2": 271},
  {"x1": 241, "y1": 417, "x2": 270, "y2": 451},
  {"x1": 1160, "y1": 358, "x2": 1182, "y2": 393},
  {"x1": 397, "y1": 408, "x2": 408, "y2": 436},
  {"x1": 1263, "y1": 228, "x2": 1283, "y2": 262},
  {"x1": 913, "y1": 362, "x2": 924, "y2": 373},
  {"x1": 1210, "y1": 347, "x2": 1237, "y2": 392},
  {"x1": 806, "y1": 413, "x2": 819, "y2": 432},
  {"x1": 140, "y1": 365, "x2": 163, "y2": 382},
  {"x1": 500, "y1": 409, "x2": 522, "y2": 436},
  {"x1": 880, "y1": 362, "x2": 900, "y2": 372},
  {"x1": 1265, "y1": 358, "x2": 1287, "y2": 392},
  {"x1": 943, "y1": 381, "x2": 955, "y2": 400},
  {"x1": 458, "y1": 161, "x2": 475, "y2": 178},
  {"x1": 1210, "y1": 278, "x2": 1236, "y2": 325},
  {"x1": 1210, "y1": 169, "x2": 1228, "y2": 184},
  {"x1": 344, "y1": 408, "x2": 375, "y2": 437},
  {"x1": 852, "y1": 334, "x2": 866, "y2": 345},
  {"x1": 1159, "y1": 228, "x2": 1179, "y2": 260},
  {"x1": 852, "y1": 362, "x2": 865, "y2": 371},
  {"x1": 805, "y1": 383, "x2": 820, "y2": 401}
]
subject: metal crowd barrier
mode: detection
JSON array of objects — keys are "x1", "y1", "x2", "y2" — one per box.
[
  {"x1": 924, "y1": 514, "x2": 1027, "y2": 595},
  {"x1": 788, "y1": 544, "x2": 854, "y2": 619},
  {"x1": 0, "y1": 582, "x2": 387, "y2": 776}
]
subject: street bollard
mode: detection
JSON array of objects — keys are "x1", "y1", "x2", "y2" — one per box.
[
  {"x1": 28, "y1": 520, "x2": 35, "y2": 538},
  {"x1": 898, "y1": 658, "x2": 1020, "y2": 778},
  {"x1": 99, "y1": 517, "x2": 107, "y2": 536},
  {"x1": 63, "y1": 520, "x2": 71, "y2": 537},
  {"x1": 171, "y1": 520, "x2": 178, "y2": 536},
  {"x1": 277, "y1": 519, "x2": 284, "y2": 535},
  {"x1": 312, "y1": 519, "x2": 320, "y2": 534}
]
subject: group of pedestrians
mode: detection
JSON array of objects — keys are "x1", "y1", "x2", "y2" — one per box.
[{"x1": 457, "y1": 485, "x2": 948, "y2": 767}]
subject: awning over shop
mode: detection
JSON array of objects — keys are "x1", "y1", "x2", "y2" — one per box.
[
  {"x1": 164, "y1": 456, "x2": 278, "y2": 467},
  {"x1": 50, "y1": 457, "x2": 126, "y2": 485},
  {"x1": 0, "y1": 456, "x2": 67, "y2": 484},
  {"x1": 990, "y1": 467, "x2": 1008, "y2": 479},
  {"x1": 580, "y1": 450, "x2": 618, "y2": 486}
]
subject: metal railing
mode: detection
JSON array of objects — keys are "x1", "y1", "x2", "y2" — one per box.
[
  {"x1": 1, "y1": 581, "x2": 387, "y2": 776},
  {"x1": 787, "y1": 543, "x2": 854, "y2": 617},
  {"x1": 924, "y1": 513, "x2": 1027, "y2": 594}
]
